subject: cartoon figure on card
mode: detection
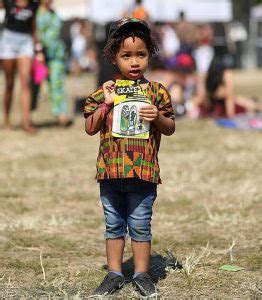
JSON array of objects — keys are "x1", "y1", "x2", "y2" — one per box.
[
  {"x1": 138, "y1": 117, "x2": 143, "y2": 130},
  {"x1": 129, "y1": 106, "x2": 137, "y2": 130},
  {"x1": 120, "y1": 105, "x2": 130, "y2": 132}
]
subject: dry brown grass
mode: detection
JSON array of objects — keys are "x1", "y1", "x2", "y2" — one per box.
[{"x1": 0, "y1": 70, "x2": 261, "y2": 298}]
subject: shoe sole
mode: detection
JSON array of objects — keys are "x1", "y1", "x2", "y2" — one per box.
[
  {"x1": 88, "y1": 281, "x2": 125, "y2": 298},
  {"x1": 135, "y1": 292, "x2": 160, "y2": 299}
]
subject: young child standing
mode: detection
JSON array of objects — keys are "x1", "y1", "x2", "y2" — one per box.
[{"x1": 84, "y1": 18, "x2": 175, "y2": 297}]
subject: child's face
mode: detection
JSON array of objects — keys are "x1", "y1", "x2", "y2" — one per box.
[{"x1": 113, "y1": 36, "x2": 149, "y2": 80}]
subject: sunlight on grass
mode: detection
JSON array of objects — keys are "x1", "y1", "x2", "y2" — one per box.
[{"x1": 0, "y1": 72, "x2": 261, "y2": 297}]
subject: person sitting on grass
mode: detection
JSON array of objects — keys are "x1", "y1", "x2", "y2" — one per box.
[
  {"x1": 200, "y1": 57, "x2": 262, "y2": 118},
  {"x1": 84, "y1": 18, "x2": 175, "y2": 297}
]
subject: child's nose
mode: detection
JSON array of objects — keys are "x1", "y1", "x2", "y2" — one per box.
[{"x1": 131, "y1": 57, "x2": 139, "y2": 66}]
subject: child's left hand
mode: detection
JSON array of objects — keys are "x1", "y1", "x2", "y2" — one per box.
[{"x1": 139, "y1": 105, "x2": 159, "y2": 122}]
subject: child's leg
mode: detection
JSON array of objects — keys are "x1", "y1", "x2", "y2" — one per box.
[
  {"x1": 126, "y1": 180, "x2": 157, "y2": 272},
  {"x1": 126, "y1": 180, "x2": 157, "y2": 296},
  {"x1": 106, "y1": 237, "x2": 125, "y2": 272},
  {"x1": 100, "y1": 180, "x2": 127, "y2": 272},
  {"x1": 131, "y1": 240, "x2": 151, "y2": 273}
]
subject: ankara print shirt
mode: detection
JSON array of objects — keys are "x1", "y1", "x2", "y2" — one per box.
[{"x1": 84, "y1": 81, "x2": 175, "y2": 184}]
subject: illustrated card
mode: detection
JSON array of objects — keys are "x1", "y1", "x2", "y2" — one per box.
[{"x1": 112, "y1": 79, "x2": 150, "y2": 139}]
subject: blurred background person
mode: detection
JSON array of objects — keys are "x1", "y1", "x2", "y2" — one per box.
[
  {"x1": 160, "y1": 22, "x2": 180, "y2": 60},
  {"x1": 188, "y1": 23, "x2": 215, "y2": 119},
  {"x1": 200, "y1": 57, "x2": 262, "y2": 118},
  {"x1": 70, "y1": 20, "x2": 97, "y2": 76},
  {"x1": 32, "y1": 0, "x2": 71, "y2": 126},
  {"x1": 70, "y1": 20, "x2": 87, "y2": 76},
  {"x1": 131, "y1": 0, "x2": 149, "y2": 22},
  {"x1": 166, "y1": 53, "x2": 197, "y2": 117},
  {"x1": 0, "y1": 0, "x2": 40, "y2": 133},
  {"x1": 194, "y1": 23, "x2": 215, "y2": 76},
  {"x1": 176, "y1": 11, "x2": 198, "y2": 55},
  {"x1": 69, "y1": 17, "x2": 81, "y2": 43},
  {"x1": 123, "y1": 0, "x2": 150, "y2": 23}
]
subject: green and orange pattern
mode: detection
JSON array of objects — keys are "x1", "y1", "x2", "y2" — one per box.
[{"x1": 84, "y1": 82, "x2": 175, "y2": 184}]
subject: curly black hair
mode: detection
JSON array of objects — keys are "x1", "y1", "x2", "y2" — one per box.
[{"x1": 103, "y1": 25, "x2": 158, "y2": 64}]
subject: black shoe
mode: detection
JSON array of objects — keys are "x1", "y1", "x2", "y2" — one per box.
[
  {"x1": 91, "y1": 272, "x2": 125, "y2": 296},
  {"x1": 132, "y1": 273, "x2": 158, "y2": 297}
]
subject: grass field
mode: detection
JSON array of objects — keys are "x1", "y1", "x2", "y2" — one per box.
[{"x1": 0, "y1": 71, "x2": 261, "y2": 298}]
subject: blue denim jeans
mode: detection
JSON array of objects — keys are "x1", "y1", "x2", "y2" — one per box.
[{"x1": 100, "y1": 178, "x2": 157, "y2": 242}]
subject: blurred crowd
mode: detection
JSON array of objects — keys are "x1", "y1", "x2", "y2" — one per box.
[
  {"x1": 69, "y1": 18, "x2": 97, "y2": 76},
  {"x1": 141, "y1": 7, "x2": 261, "y2": 120},
  {"x1": 0, "y1": 0, "x2": 261, "y2": 133}
]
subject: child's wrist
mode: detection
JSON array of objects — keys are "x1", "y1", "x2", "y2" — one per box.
[
  {"x1": 100, "y1": 102, "x2": 113, "y2": 119},
  {"x1": 153, "y1": 112, "x2": 161, "y2": 124},
  {"x1": 101, "y1": 101, "x2": 113, "y2": 109},
  {"x1": 104, "y1": 100, "x2": 114, "y2": 106}
]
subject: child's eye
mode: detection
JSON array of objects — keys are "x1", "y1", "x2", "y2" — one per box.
[
  {"x1": 123, "y1": 54, "x2": 130, "y2": 59},
  {"x1": 138, "y1": 53, "x2": 147, "y2": 58}
]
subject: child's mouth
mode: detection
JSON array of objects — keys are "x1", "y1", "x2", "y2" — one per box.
[{"x1": 129, "y1": 70, "x2": 140, "y2": 77}]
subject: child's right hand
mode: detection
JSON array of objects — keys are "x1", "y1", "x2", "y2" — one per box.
[{"x1": 103, "y1": 80, "x2": 116, "y2": 105}]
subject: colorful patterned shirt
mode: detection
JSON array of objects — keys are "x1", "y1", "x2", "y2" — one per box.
[{"x1": 84, "y1": 81, "x2": 175, "y2": 184}]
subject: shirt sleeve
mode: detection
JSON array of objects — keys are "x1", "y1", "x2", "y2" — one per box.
[
  {"x1": 156, "y1": 84, "x2": 175, "y2": 120},
  {"x1": 84, "y1": 88, "x2": 104, "y2": 118}
]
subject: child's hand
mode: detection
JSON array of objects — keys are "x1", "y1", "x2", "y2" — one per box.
[
  {"x1": 139, "y1": 105, "x2": 159, "y2": 122},
  {"x1": 103, "y1": 80, "x2": 116, "y2": 105}
]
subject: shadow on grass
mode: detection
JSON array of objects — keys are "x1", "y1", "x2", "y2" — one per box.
[
  {"x1": 11, "y1": 120, "x2": 74, "y2": 129},
  {"x1": 35, "y1": 120, "x2": 74, "y2": 128},
  {"x1": 33, "y1": 121, "x2": 59, "y2": 128},
  {"x1": 103, "y1": 252, "x2": 183, "y2": 284},
  {"x1": 11, "y1": 121, "x2": 58, "y2": 130}
]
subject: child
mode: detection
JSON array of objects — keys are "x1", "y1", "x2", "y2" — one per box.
[{"x1": 84, "y1": 18, "x2": 175, "y2": 297}]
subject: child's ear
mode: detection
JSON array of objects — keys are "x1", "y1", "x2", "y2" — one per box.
[{"x1": 112, "y1": 55, "x2": 117, "y2": 65}]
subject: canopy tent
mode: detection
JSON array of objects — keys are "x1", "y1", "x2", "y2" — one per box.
[
  {"x1": 87, "y1": 0, "x2": 232, "y2": 24},
  {"x1": 53, "y1": 0, "x2": 88, "y2": 20},
  {"x1": 0, "y1": 0, "x2": 232, "y2": 23}
]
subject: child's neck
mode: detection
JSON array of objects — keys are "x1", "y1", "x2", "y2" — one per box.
[
  {"x1": 121, "y1": 76, "x2": 148, "y2": 85},
  {"x1": 135, "y1": 78, "x2": 148, "y2": 85}
]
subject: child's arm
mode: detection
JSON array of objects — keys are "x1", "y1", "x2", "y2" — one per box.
[
  {"x1": 139, "y1": 84, "x2": 175, "y2": 136},
  {"x1": 139, "y1": 105, "x2": 175, "y2": 136},
  {"x1": 85, "y1": 106, "x2": 106, "y2": 135},
  {"x1": 85, "y1": 80, "x2": 115, "y2": 135}
]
